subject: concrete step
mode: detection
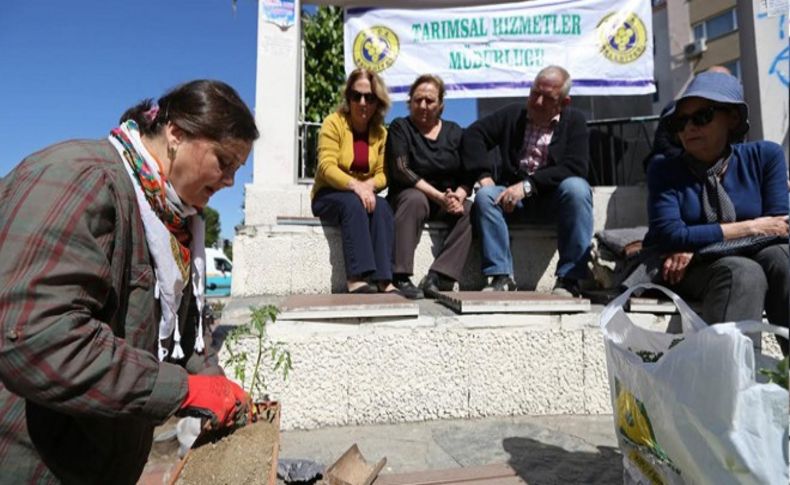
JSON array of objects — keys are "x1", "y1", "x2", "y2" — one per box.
[
  {"x1": 233, "y1": 186, "x2": 651, "y2": 297},
  {"x1": 218, "y1": 298, "x2": 783, "y2": 431},
  {"x1": 232, "y1": 222, "x2": 560, "y2": 296}
]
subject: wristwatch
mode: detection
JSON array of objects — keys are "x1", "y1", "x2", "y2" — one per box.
[{"x1": 522, "y1": 179, "x2": 533, "y2": 197}]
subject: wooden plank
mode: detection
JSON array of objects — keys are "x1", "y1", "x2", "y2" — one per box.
[
  {"x1": 627, "y1": 297, "x2": 706, "y2": 315},
  {"x1": 374, "y1": 463, "x2": 521, "y2": 485},
  {"x1": 452, "y1": 478, "x2": 526, "y2": 485},
  {"x1": 279, "y1": 294, "x2": 419, "y2": 320},
  {"x1": 627, "y1": 297, "x2": 678, "y2": 314},
  {"x1": 268, "y1": 403, "x2": 281, "y2": 485},
  {"x1": 436, "y1": 291, "x2": 590, "y2": 314},
  {"x1": 277, "y1": 216, "x2": 324, "y2": 226}
]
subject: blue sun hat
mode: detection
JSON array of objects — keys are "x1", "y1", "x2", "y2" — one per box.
[{"x1": 663, "y1": 71, "x2": 750, "y2": 139}]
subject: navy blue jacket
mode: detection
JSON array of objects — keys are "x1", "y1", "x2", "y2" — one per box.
[{"x1": 644, "y1": 141, "x2": 789, "y2": 251}]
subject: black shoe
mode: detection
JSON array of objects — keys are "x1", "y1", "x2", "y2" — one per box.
[
  {"x1": 552, "y1": 277, "x2": 580, "y2": 297},
  {"x1": 420, "y1": 271, "x2": 459, "y2": 298},
  {"x1": 482, "y1": 275, "x2": 517, "y2": 292},
  {"x1": 393, "y1": 276, "x2": 424, "y2": 300}
]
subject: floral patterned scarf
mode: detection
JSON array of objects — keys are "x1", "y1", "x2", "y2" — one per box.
[
  {"x1": 110, "y1": 120, "x2": 195, "y2": 275},
  {"x1": 109, "y1": 120, "x2": 206, "y2": 360}
]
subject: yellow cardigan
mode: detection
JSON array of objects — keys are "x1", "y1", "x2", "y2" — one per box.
[{"x1": 311, "y1": 111, "x2": 388, "y2": 199}]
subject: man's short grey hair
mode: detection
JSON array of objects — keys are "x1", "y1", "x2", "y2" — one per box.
[{"x1": 534, "y1": 65, "x2": 572, "y2": 99}]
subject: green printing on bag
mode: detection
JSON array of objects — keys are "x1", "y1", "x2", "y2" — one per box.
[
  {"x1": 627, "y1": 450, "x2": 665, "y2": 485},
  {"x1": 615, "y1": 379, "x2": 680, "y2": 476}
]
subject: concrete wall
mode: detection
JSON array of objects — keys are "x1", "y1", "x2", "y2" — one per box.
[
  {"x1": 689, "y1": 0, "x2": 735, "y2": 24},
  {"x1": 695, "y1": 31, "x2": 739, "y2": 71},
  {"x1": 232, "y1": 186, "x2": 648, "y2": 297},
  {"x1": 651, "y1": 4, "x2": 673, "y2": 112},
  {"x1": 737, "y1": 2, "x2": 790, "y2": 153},
  {"x1": 652, "y1": 0, "x2": 694, "y2": 115},
  {"x1": 222, "y1": 311, "x2": 633, "y2": 430},
  {"x1": 219, "y1": 309, "x2": 783, "y2": 430}
]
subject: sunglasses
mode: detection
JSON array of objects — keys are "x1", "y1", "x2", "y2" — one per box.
[
  {"x1": 349, "y1": 89, "x2": 378, "y2": 104},
  {"x1": 667, "y1": 105, "x2": 729, "y2": 133}
]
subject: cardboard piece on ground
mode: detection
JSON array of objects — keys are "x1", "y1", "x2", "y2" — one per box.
[
  {"x1": 375, "y1": 463, "x2": 526, "y2": 485},
  {"x1": 436, "y1": 291, "x2": 590, "y2": 314},
  {"x1": 276, "y1": 216, "x2": 323, "y2": 226},
  {"x1": 325, "y1": 444, "x2": 387, "y2": 485},
  {"x1": 279, "y1": 294, "x2": 419, "y2": 320}
]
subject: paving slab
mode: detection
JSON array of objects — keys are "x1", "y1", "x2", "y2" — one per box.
[
  {"x1": 278, "y1": 414, "x2": 622, "y2": 484},
  {"x1": 436, "y1": 291, "x2": 591, "y2": 314},
  {"x1": 278, "y1": 294, "x2": 419, "y2": 320},
  {"x1": 280, "y1": 421, "x2": 460, "y2": 473},
  {"x1": 376, "y1": 463, "x2": 524, "y2": 485}
]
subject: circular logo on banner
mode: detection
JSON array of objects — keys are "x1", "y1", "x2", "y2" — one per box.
[
  {"x1": 352, "y1": 26, "x2": 400, "y2": 73},
  {"x1": 597, "y1": 12, "x2": 647, "y2": 64}
]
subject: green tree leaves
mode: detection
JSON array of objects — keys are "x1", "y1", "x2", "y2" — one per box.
[
  {"x1": 302, "y1": 6, "x2": 345, "y2": 122},
  {"x1": 204, "y1": 206, "x2": 221, "y2": 248}
]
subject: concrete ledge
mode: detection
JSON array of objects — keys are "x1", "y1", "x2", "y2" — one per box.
[
  {"x1": 232, "y1": 223, "x2": 559, "y2": 296},
  {"x1": 220, "y1": 307, "x2": 784, "y2": 431},
  {"x1": 233, "y1": 185, "x2": 649, "y2": 297}
]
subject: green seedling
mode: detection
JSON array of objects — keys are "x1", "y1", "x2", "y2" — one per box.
[
  {"x1": 224, "y1": 305, "x2": 292, "y2": 398},
  {"x1": 759, "y1": 355, "x2": 788, "y2": 390}
]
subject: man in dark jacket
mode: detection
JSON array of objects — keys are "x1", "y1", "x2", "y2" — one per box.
[{"x1": 462, "y1": 65, "x2": 592, "y2": 295}]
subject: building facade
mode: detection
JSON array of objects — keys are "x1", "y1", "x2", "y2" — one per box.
[{"x1": 653, "y1": 0, "x2": 788, "y2": 151}]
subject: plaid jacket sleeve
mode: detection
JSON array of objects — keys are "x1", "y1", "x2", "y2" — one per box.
[{"x1": 0, "y1": 143, "x2": 186, "y2": 422}]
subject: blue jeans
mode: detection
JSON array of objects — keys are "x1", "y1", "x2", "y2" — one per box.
[{"x1": 472, "y1": 177, "x2": 593, "y2": 280}]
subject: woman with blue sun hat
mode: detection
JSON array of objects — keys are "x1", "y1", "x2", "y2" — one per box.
[{"x1": 643, "y1": 70, "x2": 789, "y2": 353}]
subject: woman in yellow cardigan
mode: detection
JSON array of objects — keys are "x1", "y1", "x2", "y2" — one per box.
[{"x1": 311, "y1": 68, "x2": 396, "y2": 293}]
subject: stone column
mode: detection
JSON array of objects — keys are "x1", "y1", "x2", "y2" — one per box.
[
  {"x1": 234, "y1": 2, "x2": 315, "y2": 297},
  {"x1": 244, "y1": 0, "x2": 312, "y2": 227}
]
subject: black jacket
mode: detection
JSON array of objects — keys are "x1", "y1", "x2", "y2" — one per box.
[
  {"x1": 461, "y1": 103, "x2": 590, "y2": 193},
  {"x1": 385, "y1": 116, "x2": 468, "y2": 196}
]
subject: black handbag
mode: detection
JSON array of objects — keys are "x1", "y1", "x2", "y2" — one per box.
[{"x1": 695, "y1": 235, "x2": 787, "y2": 260}]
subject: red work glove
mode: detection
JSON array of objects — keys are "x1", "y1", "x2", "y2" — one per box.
[{"x1": 179, "y1": 375, "x2": 250, "y2": 428}]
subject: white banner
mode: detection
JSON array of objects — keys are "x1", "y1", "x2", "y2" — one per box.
[{"x1": 344, "y1": 0, "x2": 654, "y2": 101}]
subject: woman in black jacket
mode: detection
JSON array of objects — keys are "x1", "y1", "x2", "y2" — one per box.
[{"x1": 386, "y1": 74, "x2": 473, "y2": 299}]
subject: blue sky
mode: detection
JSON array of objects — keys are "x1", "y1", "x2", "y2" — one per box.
[{"x1": 0, "y1": 0, "x2": 476, "y2": 240}]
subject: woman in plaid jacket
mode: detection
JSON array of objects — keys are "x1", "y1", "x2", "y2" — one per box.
[{"x1": 0, "y1": 80, "x2": 258, "y2": 483}]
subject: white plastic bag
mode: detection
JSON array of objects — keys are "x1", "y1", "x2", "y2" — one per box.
[{"x1": 600, "y1": 283, "x2": 789, "y2": 485}]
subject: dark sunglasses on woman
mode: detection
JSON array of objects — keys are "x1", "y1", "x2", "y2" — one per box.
[
  {"x1": 349, "y1": 90, "x2": 378, "y2": 104},
  {"x1": 667, "y1": 105, "x2": 730, "y2": 133}
]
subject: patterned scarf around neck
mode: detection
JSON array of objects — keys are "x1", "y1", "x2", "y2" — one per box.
[
  {"x1": 109, "y1": 120, "x2": 206, "y2": 361},
  {"x1": 686, "y1": 151, "x2": 736, "y2": 223},
  {"x1": 111, "y1": 121, "x2": 194, "y2": 246}
]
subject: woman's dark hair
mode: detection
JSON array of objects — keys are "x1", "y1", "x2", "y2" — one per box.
[{"x1": 120, "y1": 80, "x2": 259, "y2": 142}]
